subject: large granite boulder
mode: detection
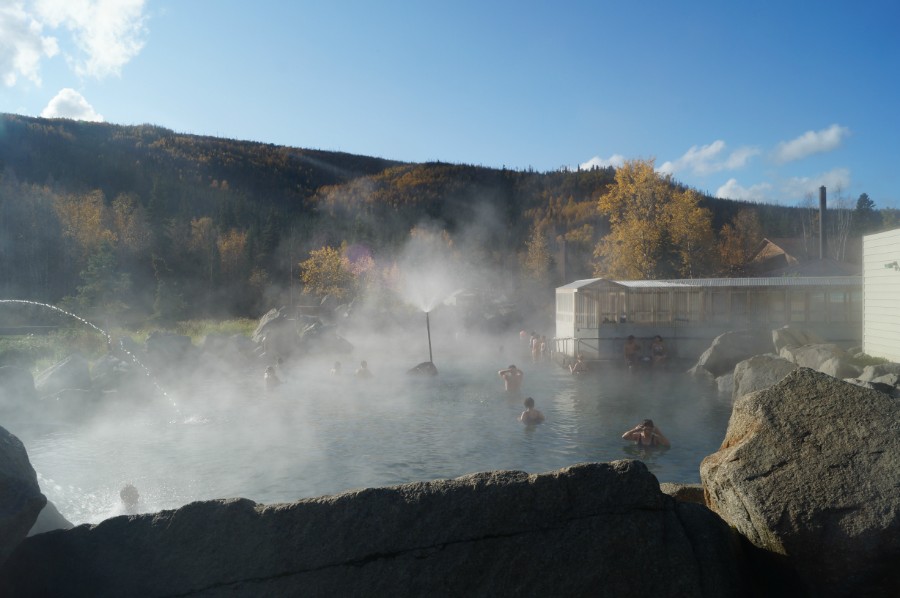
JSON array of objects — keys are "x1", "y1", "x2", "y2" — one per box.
[
  {"x1": 779, "y1": 342, "x2": 862, "y2": 380},
  {"x1": 732, "y1": 354, "x2": 798, "y2": 402},
  {"x1": 771, "y1": 326, "x2": 823, "y2": 353},
  {"x1": 0, "y1": 426, "x2": 46, "y2": 568},
  {"x1": 715, "y1": 372, "x2": 734, "y2": 395},
  {"x1": 857, "y1": 362, "x2": 900, "y2": 382},
  {"x1": 34, "y1": 354, "x2": 92, "y2": 397},
  {"x1": 701, "y1": 368, "x2": 900, "y2": 597},
  {"x1": 0, "y1": 461, "x2": 749, "y2": 597},
  {"x1": 688, "y1": 329, "x2": 773, "y2": 379},
  {"x1": 778, "y1": 342, "x2": 846, "y2": 370},
  {"x1": 253, "y1": 307, "x2": 353, "y2": 359}
]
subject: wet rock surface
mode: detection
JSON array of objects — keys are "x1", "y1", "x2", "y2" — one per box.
[
  {"x1": 0, "y1": 425, "x2": 45, "y2": 568},
  {"x1": 0, "y1": 461, "x2": 747, "y2": 598},
  {"x1": 701, "y1": 368, "x2": 900, "y2": 597}
]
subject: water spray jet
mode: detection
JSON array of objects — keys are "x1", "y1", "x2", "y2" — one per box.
[{"x1": 0, "y1": 299, "x2": 183, "y2": 419}]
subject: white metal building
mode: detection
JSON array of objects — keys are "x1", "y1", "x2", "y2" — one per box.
[
  {"x1": 555, "y1": 276, "x2": 862, "y2": 362},
  {"x1": 862, "y1": 228, "x2": 900, "y2": 362}
]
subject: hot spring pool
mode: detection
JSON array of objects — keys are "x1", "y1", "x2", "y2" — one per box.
[{"x1": 11, "y1": 351, "x2": 733, "y2": 526}]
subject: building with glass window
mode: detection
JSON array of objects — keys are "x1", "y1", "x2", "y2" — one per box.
[{"x1": 555, "y1": 276, "x2": 862, "y2": 362}]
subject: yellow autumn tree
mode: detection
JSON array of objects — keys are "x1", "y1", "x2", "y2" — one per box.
[
  {"x1": 299, "y1": 245, "x2": 355, "y2": 299},
  {"x1": 53, "y1": 190, "x2": 117, "y2": 267},
  {"x1": 593, "y1": 159, "x2": 714, "y2": 279},
  {"x1": 666, "y1": 188, "x2": 716, "y2": 278},
  {"x1": 218, "y1": 228, "x2": 249, "y2": 281},
  {"x1": 111, "y1": 193, "x2": 152, "y2": 255},
  {"x1": 718, "y1": 209, "x2": 763, "y2": 275},
  {"x1": 523, "y1": 224, "x2": 553, "y2": 285}
]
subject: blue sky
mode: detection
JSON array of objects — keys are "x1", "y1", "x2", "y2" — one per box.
[{"x1": 2, "y1": 0, "x2": 899, "y2": 207}]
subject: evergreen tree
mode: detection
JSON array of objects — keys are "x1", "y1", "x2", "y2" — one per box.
[
  {"x1": 152, "y1": 256, "x2": 185, "y2": 323},
  {"x1": 72, "y1": 240, "x2": 132, "y2": 319}
]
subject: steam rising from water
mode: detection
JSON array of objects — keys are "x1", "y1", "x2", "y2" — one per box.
[{"x1": 1, "y1": 221, "x2": 733, "y2": 530}]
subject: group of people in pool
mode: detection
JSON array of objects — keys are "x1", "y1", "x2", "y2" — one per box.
[
  {"x1": 567, "y1": 335, "x2": 668, "y2": 376},
  {"x1": 498, "y1": 362, "x2": 670, "y2": 446},
  {"x1": 624, "y1": 335, "x2": 668, "y2": 369}
]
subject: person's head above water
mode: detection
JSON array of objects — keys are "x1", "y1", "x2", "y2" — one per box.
[
  {"x1": 524, "y1": 397, "x2": 535, "y2": 408},
  {"x1": 642, "y1": 419, "x2": 654, "y2": 428},
  {"x1": 120, "y1": 483, "x2": 140, "y2": 509}
]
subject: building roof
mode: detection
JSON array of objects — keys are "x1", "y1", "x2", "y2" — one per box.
[{"x1": 557, "y1": 276, "x2": 861, "y2": 291}]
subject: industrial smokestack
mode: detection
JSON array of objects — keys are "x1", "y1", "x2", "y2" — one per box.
[{"x1": 819, "y1": 186, "x2": 827, "y2": 260}]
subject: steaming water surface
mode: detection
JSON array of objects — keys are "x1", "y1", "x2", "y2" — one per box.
[{"x1": 16, "y1": 353, "x2": 731, "y2": 526}]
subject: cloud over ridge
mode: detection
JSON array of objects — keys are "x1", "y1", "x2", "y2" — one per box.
[
  {"x1": 659, "y1": 140, "x2": 759, "y2": 176},
  {"x1": 41, "y1": 87, "x2": 104, "y2": 121},
  {"x1": 774, "y1": 124, "x2": 849, "y2": 163}
]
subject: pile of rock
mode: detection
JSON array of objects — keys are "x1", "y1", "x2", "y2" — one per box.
[{"x1": 689, "y1": 325, "x2": 900, "y2": 401}]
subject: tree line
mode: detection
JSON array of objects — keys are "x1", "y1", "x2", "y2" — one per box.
[{"x1": 0, "y1": 114, "x2": 895, "y2": 325}]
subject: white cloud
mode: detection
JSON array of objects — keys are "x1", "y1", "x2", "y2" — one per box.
[
  {"x1": 716, "y1": 178, "x2": 773, "y2": 202},
  {"x1": 659, "y1": 140, "x2": 759, "y2": 176},
  {"x1": 40, "y1": 87, "x2": 104, "y2": 121},
  {"x1": 779, "y1": 168, "x2": 851, "y2": 200},
  {"x1": 0, "y1": 2, "x2": 59, "y2": 86},
  {"x1": 34, "y1": 0, "x2": 147, "y2": 78},
  {"x1": 774, "y1": 124, "x2": 850, "y2": 163},
  {"x1": 578, "y1": 154, "x2": 626, "y2": 170}
]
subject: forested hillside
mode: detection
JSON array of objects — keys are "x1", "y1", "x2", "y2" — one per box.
[{"x1": 0, "y1": 114, "x2": 891, "y2": 325}]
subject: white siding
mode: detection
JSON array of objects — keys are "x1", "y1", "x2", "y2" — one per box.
[{"x1": 863, "y1": 228, "x2": 900, "y2": 362}]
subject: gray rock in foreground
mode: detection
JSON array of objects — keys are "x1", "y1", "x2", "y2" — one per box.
[
  {"x1": 701, "y1": 368, "x2": 900, "y2": 597},
  {"x1": 0, "y1": 461, "x2": 748, "y2": 598},
  {"x1": 0, "y1": 425, "x2": 46, "y2": 568}
]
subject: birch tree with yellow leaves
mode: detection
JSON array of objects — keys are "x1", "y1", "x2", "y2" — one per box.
[{"x1": 593, "y1": 159, "x2": 715, "y2": 279}]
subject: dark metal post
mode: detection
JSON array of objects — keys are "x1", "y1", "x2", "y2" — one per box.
[
  {"x1": 426, "y1": 311, "x2": 433, "y2": 363},
  {"x1": 819, "y1": 186, "x2": 827, "y2": 260}
]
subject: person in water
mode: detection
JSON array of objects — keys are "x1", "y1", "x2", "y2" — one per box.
[
  {"x1": 355, "y1": 360, "x2": 373, "y2": 378},
  {"x1": 120, "y1": 483, "x2": 140, "y2": 512},
  {"x1": 519, "y1": 397, "x2": 545, "y2": 424},
  {"x1": 650, "y1": 335, "x2": 668, "y2": 367},
  {"x1": 622, "y1": 419, "x2": 670, "y2": 447},
  {"x1": 569, "y1": 354, "x2": 588, "y2": 375},
  {"x1": 264, "y1": 366, "x2": 281, "y2": 392},
  {"x1": 498, "y1": 364, "x2": 524, "y2": 392},
  {"x1": 623, "y1": 335, "x2": 642, "y2": 368}
]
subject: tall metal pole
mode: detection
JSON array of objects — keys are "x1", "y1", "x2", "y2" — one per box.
[
  {"x1": 426, "y1": 311, "x2": 433, "y2": 363},
  {"x1": 819, "y1": 186, "x2": 827, "y2": 260}
]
